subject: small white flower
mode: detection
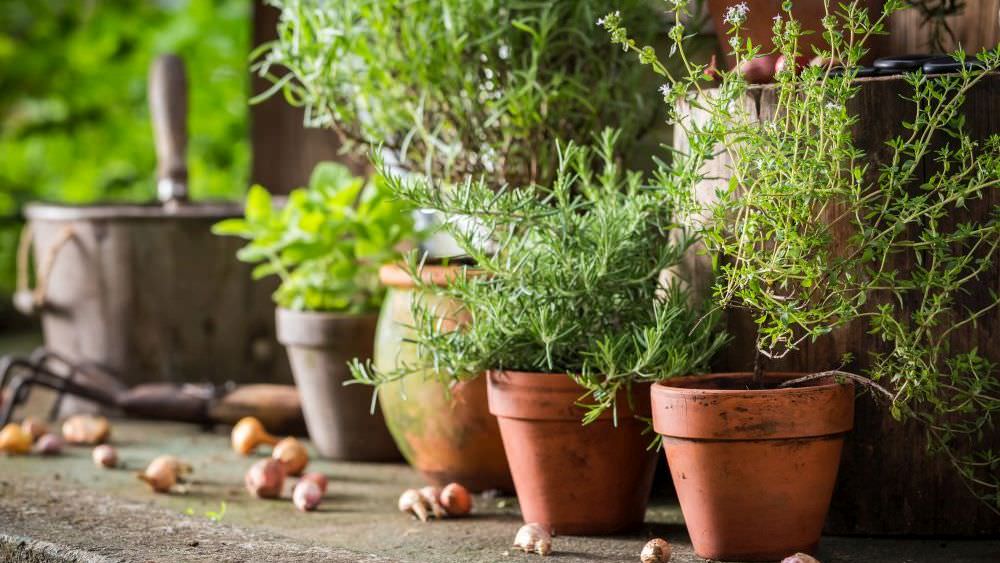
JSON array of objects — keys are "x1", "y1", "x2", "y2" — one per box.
[
  {"x1": 659, "y1": 83, "x2": 671, "y2": 97},
  {"x1": 773, "y1": 14, "x2": 783, "y2": 23},
  {"x1": 723, "y1": 2, "x2": 750, "y2": 26},
  {"x1": 596, "y1": 10, "x2": 620, "y2": 27}
]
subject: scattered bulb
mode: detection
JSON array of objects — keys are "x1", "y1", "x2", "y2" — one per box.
[
  {"x1": 640, "y1": 538, "x2": 672, "y2": 562},
  {"x1": 62, "y1": 415, "x2": 110, "y2": 445},
  {"x1": 34, "y1": 433, "x2": 64, "y2": 455},
  {"x1": 231, "y1": 417, "x2": 278, "y2": 455},
  {"x1": 292, "y1": 480, "x2": 322, "y2": 512},
  {"x1": 513, "y1": 523, "x2": 552, "y2": 556},
  {"x1": 440, "y1": 482, "x2": 472, "y2": 516},
  {"x1": 245, "y1": 458, "x2": 286, "y2": 499},
  {"x1": 0, "y1": 423, "x2": 32, "y2": 454},
  {"x1": 138, "y1": 455, "x2": 191, "y2": 493},
  {"x1": 92, "y1": 444, "x2": 118, "y2": 468},
  {"x1": 271, "y1": 437, "x2": 309, "y2": 476},
  {"x1": 398, "y1": 488, "x2": 429, "y2": 522}
]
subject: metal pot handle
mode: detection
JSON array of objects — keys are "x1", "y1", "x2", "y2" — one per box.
[
  {"x1": 14, "y1": 224, "x2": 77, "y2": 316},
  {"x1": 149, "y1": 54, "x2": 189, "y2": 204}
]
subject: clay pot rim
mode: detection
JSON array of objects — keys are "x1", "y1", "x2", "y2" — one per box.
[
  {"x1": 378, "y1": 262, "x2": 482, "y2": 288},
  {"x1": 486, "y1": 370, "x2": 651, "y2": 422},
  {"x1": 276, "y1": 307, "x2": 378, "y2": 347},
  {"x1": 651, "y1": 372, "x2": 855, "y2": 440},
  {"x1": 654, "y1": 371, "x2": 849, "y2": 396}
]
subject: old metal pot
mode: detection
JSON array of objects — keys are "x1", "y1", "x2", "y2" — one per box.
[{"x1": 13, "y1": 55, "x2": 288, "y2": 394}]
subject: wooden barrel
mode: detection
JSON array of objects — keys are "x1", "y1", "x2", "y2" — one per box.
[{"x1": 675, "y1": 73, "x2": 1000, "y2": 536}]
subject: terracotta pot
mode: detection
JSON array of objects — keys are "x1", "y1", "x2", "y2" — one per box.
[
  {"x1": 651, "y1": 372, "x2": 855, "y2": 561},
  {"x1": 276, "y1": 308, "x2": 399, "y2": 461},
  {"x1": 707, "y1": 0, "x2": 885, "y2": 82},
  {"x1": 375, "y1": 264, "x2": 513, "y2": 492},
  {"x1": 487, "y1": 370, "x2": 658, "y2": 535}
]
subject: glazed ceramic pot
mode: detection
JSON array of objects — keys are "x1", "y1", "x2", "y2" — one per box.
[
  {"x1": 487, "y1": 370, "x2": 658, "y2": 535},
  {"x1": 276, "y1": 308, "x2": 399, "y2": 461},
  {"x1": 651, "y1": 372, "x2": 855, "y2": 561},
  {"x1": 375, "y1": 263, "x2": 513, "y2": 492}
]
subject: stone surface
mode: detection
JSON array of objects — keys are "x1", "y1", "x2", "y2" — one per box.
[{"x1": 0, "y1": 420, "x2": 998, "y2": 563}]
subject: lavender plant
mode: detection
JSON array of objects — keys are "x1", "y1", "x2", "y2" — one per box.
[
  {"x1": 603, "y1": 0, "x2": 1000, "y2": 508},
  {"x1": 254, "y1": 0, "x2": 664, "y2": 188}
]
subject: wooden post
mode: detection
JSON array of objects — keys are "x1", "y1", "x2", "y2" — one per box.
[
  {"x1": 675, "y1": 73, "x2": 1000, "y2": 536},
  {"x1": 250, "y1": 1, "x2": 366, "y2": 193}
]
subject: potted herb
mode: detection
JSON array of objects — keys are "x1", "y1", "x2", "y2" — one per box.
[
  {"x1": 213, "y1": 163, "x2": 414, "y2": 461},
  {"x1": 354, "y1": 131, "x2": 727, "y2": 534},
  {"x1": 255, "y1": 0, "x2": 669, "y2": 490},
  {"x1": 604, "y1": 0, "x2": 1000, "y2": 558}
]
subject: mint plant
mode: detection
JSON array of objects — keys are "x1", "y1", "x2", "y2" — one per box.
[
  {"x1": 253, "y1": 0, "x2": 664, "y2": 188},
  {"x1": 603, "y1": 0, "x2": 1000, "y2": 507},
  {"x1": 351, "y1": 131, "x2": 728, "y2": 422},
  {"x1": 213, "y1": 163, "x2": 414, "y2": 313}
]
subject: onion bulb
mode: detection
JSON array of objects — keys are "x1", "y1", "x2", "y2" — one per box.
[
  {"x1": 21, "y1": 417, "x2": 48, "y2": 441},
  {"x1": 231, "y1": 416, "x2": 279, "y2": 455},
  {"x1": 419, "y1": 486, "x2": 446, "y2": 519},
  {"x1": 640, "y1": 538, "x2": 672, "y2": 563},
  {"x1": 245, "y1": 458, "x2": 285, "y2": 498},
  {"x1": 34, "y1": 433, "x2": 64, "y2": 455},
  {"x1": 138, "y1": 455, "x2": 191, "y2": 493},
  {"x1": 439, "y1": 483, "x2": 472, "y2": 517},
  {"x1": 93, "y1": 444, "x2": 118, "y2": 468},
  {"x1": 292, "y1": 480, "x2": 322, "y2": 512},
  {"x1": 300, "y1": 472, "x2": 328, "y2": 495},
  {"x1": 62, "y1": 415, "x2": 110, "y2": 445},
  {"x1": 398, "y1": 488, "x2": 429, "y2": 522},
  {"x1": 271, "y1": 437, "x2": 308, "y2": 476},
  {"x1": 0, "y1": 423, "x2": 32, "y2": 455},
  {"x1": 513, "y1": 523, "x2": 552, "y2": 556}
]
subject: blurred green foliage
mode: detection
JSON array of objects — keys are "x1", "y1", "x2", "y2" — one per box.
[{"x1": 0, "y1": 0, "x2": 251, "y2": 300}]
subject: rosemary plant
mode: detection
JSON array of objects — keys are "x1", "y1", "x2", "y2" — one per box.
[
  {"x1": 253, "y1": 0, "x2": 663, "y2": 187},
  {"x1": 603, "y1": 0, "x2": 1000, "y2": 507},
  {"x1": 351, "y1": 130, "x2": 727, "y2": 422}
]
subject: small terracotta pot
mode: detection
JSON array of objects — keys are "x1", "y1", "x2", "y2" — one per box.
[
  {"x1": 277, "y1": 308, "x2": 399, "y2": 461},
  {"x1": 487, "y1": 370, "x2": 658, "y2": 535},
  {"x1": 651, "y1": 373, "x2": 855, "y2": 561},
  {"x1": 375, "y1": 264, "x2": 513, "y2": 492}
]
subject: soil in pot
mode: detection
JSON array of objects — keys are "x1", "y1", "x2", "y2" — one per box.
[
  {"x1": 277, "y1": 308, "x2": 399, "y2": 461},
  {"x1": 375, "y1": 263, "x2": 513, "y2": 492},
  {"x1": 487, "y1": 370, "x2": 658, "y2": 535},
  {"x1": 651, "y1": 372, "x2": 855, "y2": 561}
]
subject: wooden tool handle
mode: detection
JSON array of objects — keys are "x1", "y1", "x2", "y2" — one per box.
[{"x1": 149, "y1": 54, "x2": 189, "y2": 203}]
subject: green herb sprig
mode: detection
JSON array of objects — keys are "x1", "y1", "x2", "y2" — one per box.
[
  {"x1": 213, "y1": 163, "x2": 415, "y2": 313},
  {"x1": 352, "y1": 130, "x2": 728, "y2": 422},
  {"x1": 603, "y1": 0, "x2": 1000, "y2": 509},
  {"x1": 253, "y1": 0, "x2": 664, "y2": 188}
]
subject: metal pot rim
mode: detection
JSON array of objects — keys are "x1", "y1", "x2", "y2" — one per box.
[{"x1": 24, "y1": 201, "x2": 243, "y2": 221}]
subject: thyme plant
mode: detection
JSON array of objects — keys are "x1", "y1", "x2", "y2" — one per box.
[
  {"x1": 603, "y1": 0, "x2": 1000, "y2": 507},
  {"x1": 254, "y1": 0, "x2": 663, "y2": 187},
  {"x1": 352, "y1": 131, "x2": 727, "y2": 422}
]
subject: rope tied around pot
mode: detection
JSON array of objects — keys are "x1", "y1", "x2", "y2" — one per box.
[{"x1": 14, "y1": 223, "x2": 78, "y2": 315}]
